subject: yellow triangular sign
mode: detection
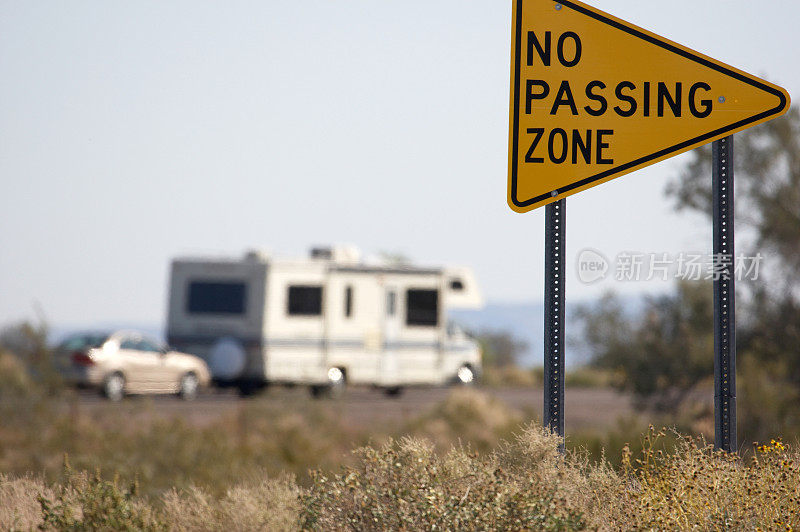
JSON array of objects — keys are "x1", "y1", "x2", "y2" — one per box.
[{"x1": 508, "y1": 0, "x2": 790, "y2": 213}]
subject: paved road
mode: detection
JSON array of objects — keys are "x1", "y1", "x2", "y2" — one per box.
[{"x1": 69, "y1": 385, "x2": 640, "y2": 431}]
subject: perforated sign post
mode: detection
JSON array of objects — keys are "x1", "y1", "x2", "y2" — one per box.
[{"x1": 508, "y1": 0, "x2": 790, "y2": 450}]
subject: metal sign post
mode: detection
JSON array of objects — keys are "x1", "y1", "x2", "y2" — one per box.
[
  {"x1": 712, "y1": 136, "x2": 736, "y2": 452},
  {"x1": 509, "y1": 0, "x2": 787, "y2": 449},
  {"x1": 544, "y1": 199, "x2": 565, "y2": 441}
]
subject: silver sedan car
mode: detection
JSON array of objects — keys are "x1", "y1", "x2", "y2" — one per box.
[{"x1": 56, "y1": 330, "x2": 211, "y2": 401}]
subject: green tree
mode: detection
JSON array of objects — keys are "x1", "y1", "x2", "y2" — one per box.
[
  {"x1": 0, "y1": 318, "x2": 62, "y2": 395},
  {"x1": 666, "y1": 107, "x2": 800, "y2": 282},
  {"x1": 666, "y1": 108, "x2": 800, "y2": 441},
  {"x1": 577, "y1": 283, "x2": 713, "y2": 413},
  {"x1": 476, "y1": 330, "x2": 528, "y2": 368}
]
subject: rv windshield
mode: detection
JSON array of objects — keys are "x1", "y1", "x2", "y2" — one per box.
[{"x1": 446, "y1": 322, "x2": 468, "y2": 338}]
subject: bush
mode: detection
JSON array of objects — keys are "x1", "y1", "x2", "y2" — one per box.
[
  {"x1": 0, "y1": 393, "x2": 364, "y2": 498},
  {"x1": 2, "y1": 425, "x2": 800, "y2": 530},
  {"x1": 564, "y1": 366, "x2": 613, "y2": 388},
  {"x1": 738, "y1": 355, "x2": 800, "y2": 444},
  {"x1": 607, "y1": 428, "x2": 800, "y2": 529},
  {"x1": 300, "y1": 431, "x2": 588, "y2": 531},
  {"x1": 576, "y1": 284, "x2": 714, "y2": 414},
  {"x1": 0, "y1": 320, "x2": 64, "y2": 396},
  {"x1": 480, "y1": 365, "x2": 542, "y2": 387},
  {"x1": 0, "y1": 349, "x2": 32, "y2": 398},
  {"x1": 403, "y1": 388, "x2": 528, "y2": 453},
  {"x1": 0, "y1": 474, "x2": 52, "y2": 530},
  {"x1": 37, "y1": 467, "x2": 163, "y2": 531},
  {"x1": 300, "y1": 426, "x2": 800, "y2": 530},
  {"x1": 161, "y1": 475, "x2": 300, "y2": 531}
]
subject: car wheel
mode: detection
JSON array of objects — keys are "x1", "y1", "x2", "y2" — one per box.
[
  {"x1": 178, "y1": 372, "x2": 199, "y2": 400},
  {"x1": 103, "y1": 372, "x2": 125, "y2": 402},
  {"x1": 456, "y1": 365, "x2": 475, "y2": 386}
]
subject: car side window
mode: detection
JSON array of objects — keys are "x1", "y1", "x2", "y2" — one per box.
[
  {"x1": 137, "y1": 339, "x2": 162, "y2": 352},
  {"x1": 120, "y1": 338, "x2": 138, "y2": 350}
]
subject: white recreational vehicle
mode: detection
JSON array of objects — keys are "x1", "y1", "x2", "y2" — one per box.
[{"x1": 165, "y1": 246, "x2": 484, "y2": 396}]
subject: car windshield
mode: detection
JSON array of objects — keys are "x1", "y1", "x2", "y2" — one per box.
[{"x1": 58, "y1": 333, "x2": 110, "y2": 352}]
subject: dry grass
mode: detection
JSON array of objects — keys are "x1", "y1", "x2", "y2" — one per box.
[
  {"x1": 607, "y1": 430, "x2": 800, "y2": 529},
  {"x1": 3, "y1": 426, "x2": 799, "y2": 531},
  {"x1": 480, "y1": 365, "x2": 542, "y2": 387},
  {"x1": 403, "y1": 388, "x2": 526, "y2": 452},
  {"x1": 480, "y1": 366, "x2": 613, "y2": 389},
  {"x1": 1, "y1": 352, "x2": 799, "y2": 531},
  {"x1": 0, "y1": 387, "x2": 541, "y2": 498},
  {"x1": 0, "y1": 393, "x2": 364, "y2": 497},
  {"x1": 161, "y1": 475, "x2": 301, "y2": 531},
  {"x1": 301, "y1": 431, "x2": 586, "y2": 530},
  {"x1": 0, "y1": 475, "x2": 53, "y2": 530}
]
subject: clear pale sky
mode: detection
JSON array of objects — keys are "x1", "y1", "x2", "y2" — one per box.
[{"x1": 1, "y1": 0, "x2": 798, "y2": 327}]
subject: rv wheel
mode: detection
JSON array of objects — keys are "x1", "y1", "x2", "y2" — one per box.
[
  {"x1": 238, "y1": 380, "x2": 266, "y2": 397},
  {"x1": 383, "y1": 386, "x2": 404, "y2": 397}
]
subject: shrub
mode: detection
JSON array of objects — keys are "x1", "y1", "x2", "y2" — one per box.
[
  {"x1": 300, "y1": 431, "x2": 588, "y2": 531},
  {"x1": 2, "y1": 424, "x2": 800, "y2": 530},
  {"x1": 162, "y1": 474, "x2": 300, "y2": 531},
  {"x1": 0, "y1": 474, "x2": 51, "y2": 530},
  {"x1": 564, "y1": 366, "x2": 613, "y2": 388},
  {"x1": 37, "y1": 467, "x2": 163, "y2": 531},
  {"x1": 403, "y1": 388, "x2": 527, "y2": 453},
  {"x1": 0, "y1": 350, "x2": 32, "y2": 398},
  {"x1": 480, "y1": 365, "x2": 542, "y2": 387},
  {"x1": 605, "y1": 428, "x2": 800, "y2": 530},
  {"x1": 0, "y1": 393, "x2": 363, "y2": 498}
]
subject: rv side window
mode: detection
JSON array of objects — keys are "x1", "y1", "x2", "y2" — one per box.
[
  {"x1": 188, "y1": 281, "x2": 247, "y2": 315},
  {"x1": 449, "y1": 278, "x2": 464, "y2": 291},
  {"x1": 406, "y1": 289, "x2": 438, "y2": 327},
  {"x1": 344, "y1": 286, "x2": 353, "y2": 318},
  {"x1": 288, "y1": 286, "x2": 323, "y2": 316}
]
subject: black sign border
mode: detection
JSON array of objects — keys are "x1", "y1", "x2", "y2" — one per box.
[{"x1": 510, "y1": 0, "x2": 789, "y2": 210}]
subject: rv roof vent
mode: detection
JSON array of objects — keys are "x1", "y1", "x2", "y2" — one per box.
[
  {"x1": 333, "y1": 245, "x2": 361, "y2": 264},
  {"x1": 244, "y1": 249, "x2": 270, "y2": 262},
  {"x1": 310, "y1": 247, "x2": 333, "y2": 260},
  {"x1": 310, "y1": 245, "x2": 361, "y2": 264}
]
